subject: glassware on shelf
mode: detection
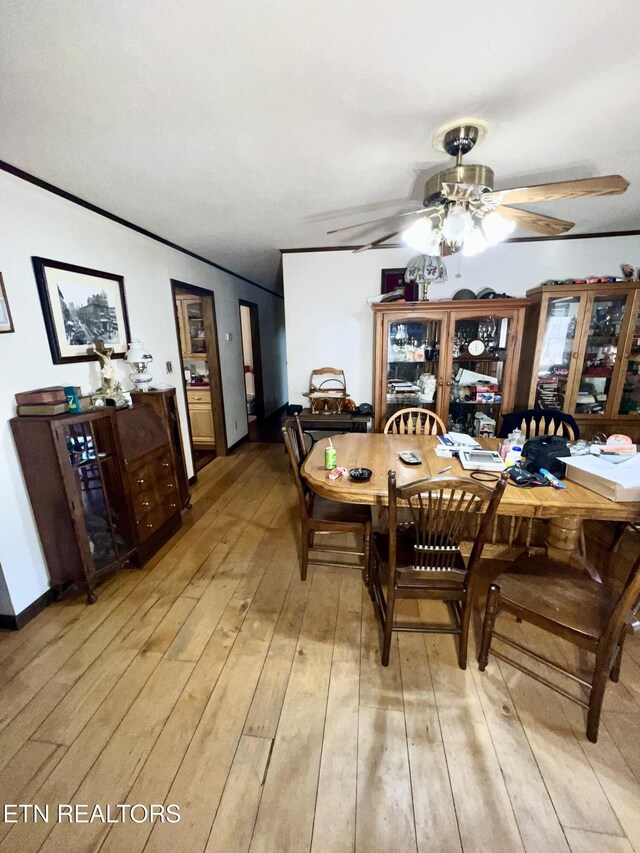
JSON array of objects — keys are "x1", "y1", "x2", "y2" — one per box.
[{"x1": 577, "y1": 295, "x2": 627, "y2": 415}]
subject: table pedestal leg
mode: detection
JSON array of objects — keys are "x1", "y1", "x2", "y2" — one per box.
[
  {"x1": 546, "y1": 516, "x2": 601, "y2": 581},
  {"x1": 546, "y1": 516, "x2": 582, "y2": 563}
]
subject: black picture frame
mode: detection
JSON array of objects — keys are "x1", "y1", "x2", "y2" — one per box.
[
  {"x1": 381, "y1": 268, "x2": 418, "y2": 302},
  {"x1": 0, "y1": 272, "x2": 14, "y2": 333},
  {"x1": 32, "y1": 257, "x2": 131, "y2": 364}
]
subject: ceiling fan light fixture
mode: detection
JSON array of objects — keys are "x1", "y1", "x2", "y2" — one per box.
[
  {"x1": 402, "y1": 217, "x2": 433, "y2": 253},
  {"x1": 442, "y1": 206, "x2": 474, "y2": 243},
  {"x1": 481, "y1": 211, "x2": 516, "y2": 245},
  {"x1": 462, "y1": 227, "x2": 488, "y2": 257}
]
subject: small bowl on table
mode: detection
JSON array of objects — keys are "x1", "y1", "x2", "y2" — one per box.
[{"x1": 349, "y1": 467, "x2": 372, "y2": 482}]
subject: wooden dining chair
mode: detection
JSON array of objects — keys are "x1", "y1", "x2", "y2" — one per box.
[
  {"x1": 498, "y1": 408, "x2": 578, "y2": 441},
  {"x1": 282, "y1": 413, "x2": 308, "y2": 461},
  {"x1": 383, "y1": 407, "x2": 446, "y2": 436},
  {"x1": 282, "y1": 420, "x2": 372, "y2": 583},
  {"x1": 478, "y1": 551, "x2": 640, "y2": 742},
  {"x1": 369, "y1": 471, "x2": 507, "y2": 668}
]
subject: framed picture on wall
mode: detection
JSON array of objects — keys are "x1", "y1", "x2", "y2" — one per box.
[
  {"x1": 32, "y1": 257, "x2": 131, "y2": 364},
  {"x1": 0, "y1": 273, "x2": 14, "y2": 333},
  {"x1": 381, "y1": 268, "x2": 418, "y2": 302}
]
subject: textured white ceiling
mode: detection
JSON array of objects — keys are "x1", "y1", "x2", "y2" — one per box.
[{"x1": 1, "y1": 0, "x2": 639, "y2": 289}]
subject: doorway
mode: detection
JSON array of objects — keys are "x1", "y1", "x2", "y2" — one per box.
[
  {"x1": 239, "y1": 300, "x2": 265, "y2": 435},
  {"x1": 171, "y1": 280, "x2": 228, "y2": 474}
]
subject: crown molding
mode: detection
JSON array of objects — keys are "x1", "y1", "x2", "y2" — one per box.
[{"x1": 0, "y1": 159, "x2": 283, "y2": 300}]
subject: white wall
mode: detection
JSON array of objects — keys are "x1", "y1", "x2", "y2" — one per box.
[
  {"x1": 0, "y1": 170, "x2": 287, "y2": 616},
  {"x1": 282, "y1": 236, "x2": 640, "y2": 407}
]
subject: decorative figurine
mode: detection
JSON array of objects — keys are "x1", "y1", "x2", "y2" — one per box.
[
  {"x1": 417, "y1": 372, "x2": 437, "y2": 403},
  {"x1": 91, "y1": 338, "x2": 127, "y2": 406}
]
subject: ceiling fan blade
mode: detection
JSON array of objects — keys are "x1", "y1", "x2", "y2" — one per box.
[
  {"x1": 497, "y1": 205, "x2": 574, "y2": 236},
  {"x1": 353, "y1": 230, "x2": 401, "y2": 253},
  {"x1": 485, "y1": 175, "x2": 629, "y2": 205},
  {"x1": 327, "y1": 208, "x2": 428, "y2": 235}
]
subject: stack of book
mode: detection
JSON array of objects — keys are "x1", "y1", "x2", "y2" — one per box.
[{"x1": 14, "y1": 386, "x2": 75, "y2": 416}]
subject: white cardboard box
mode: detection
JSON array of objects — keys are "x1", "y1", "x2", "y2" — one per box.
[{"x1": 564, "y1": 455, "x2": 640, "y2": 502}]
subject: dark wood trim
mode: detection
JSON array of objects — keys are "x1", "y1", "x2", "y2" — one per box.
[
  {"x1": 238, "y1": 299, "x2": 265, "y2": 423},
  {"x1": 0, "y1": 588, "x2": 55, "y2": 630},
  {"x1": 0, "y1": 159, "x2": 283, "y2": 300},
  {"x1": 280, "y1": 228, "x2": 640, "y2": 254},
  {"x1": 188, "y1": 474, "x2": 198, "y2": 485},
  {"x1": 171, "y1": 279, "x2": 228, "y2": 457},
  {"x1": 170, "y1": 283, "x2": 197, "y2": 476},
  {"x1": 227, "y1": 434, "x2": 249, "y2": 454}
]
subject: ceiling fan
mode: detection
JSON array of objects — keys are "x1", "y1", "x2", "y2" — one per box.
[{"x1": 327, "y1": 121, "x2": 629, "y2": 256}]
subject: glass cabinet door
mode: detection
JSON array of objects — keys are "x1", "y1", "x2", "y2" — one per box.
[
  {"x1": 186, "y1": 299, "x2": 207, "y2": 355},
  {"x1": 386, "y1": 318, "x2": 443, "y2": 420},
  {"x1": 65, "y1": 420, "x2": 130, "y2": 570},
  {"x1": 618, "y1": 302, "x2": 640, "y2": 417},
  {"x1": 534, "y1": 295, "x2": 581, "y2": 409},
  {"x1": 574, "y1": 293, "x2": 627, "y2": 416},
  {"x1": 449, "y1": 314, "x2": 511, "y2": 436}
]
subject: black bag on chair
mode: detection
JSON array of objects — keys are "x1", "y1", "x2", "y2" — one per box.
[{"x1": 521, "y1": 435, "x2": 570, "y2": 479}]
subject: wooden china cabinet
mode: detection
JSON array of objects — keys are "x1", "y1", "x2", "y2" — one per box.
[
  {"x1": 11, "y1": 402, "x2": 183, "y2": 603},
  {"x1": 175, "y1": 293, "x2": 207, "y2": 359},
  {"x1": 372, "y1": 298, "x2": 529, "y2": 436},
  {"x1": 514, "y1": 282, "x2": 640, "y2": 440}
]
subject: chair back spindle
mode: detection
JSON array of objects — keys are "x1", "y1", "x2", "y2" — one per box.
[{"x1": 383, "y1": 408, "x2": 446, "y2": 436}]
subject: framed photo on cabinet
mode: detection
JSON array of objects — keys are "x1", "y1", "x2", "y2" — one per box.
[
  {"x1": 32, "y1": 257, "x2": 131, "y2": 364},
  {"x1": 0, "y1": 273, "x2": 14, "y2": 333}
]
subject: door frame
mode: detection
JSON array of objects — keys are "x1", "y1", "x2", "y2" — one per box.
[
  {"x1": 171, "y1": 280, "x2": 228, "y2": 460},
  {"x1": 238, "y1": 299, "x2": 265, "y2": 423}
]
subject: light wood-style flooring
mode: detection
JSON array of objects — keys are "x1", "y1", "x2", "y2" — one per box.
[{"x1": 1, "y1": 442, "x2": 639, "y2": 852}]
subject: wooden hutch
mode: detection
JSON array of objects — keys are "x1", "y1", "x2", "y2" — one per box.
[
  {"x1": 372, "y1": 298, "x2": 529, "y2": 436},
  {"x1": 514, "y1": 281, "x2": 640, "y2": 440}
]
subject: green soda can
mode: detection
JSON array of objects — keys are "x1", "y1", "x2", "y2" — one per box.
[{"x1": 324, "y1": 444, "x2": 337, "y2": 470}]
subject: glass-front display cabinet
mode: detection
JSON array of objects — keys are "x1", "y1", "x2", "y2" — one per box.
[
  {"x1": 11, "y1": 410, "x2": 134, "y2": 602},
  {"x1": 515, "y1": 282, "x2": 640, "y2": 439},
  {"x1": 373, "y1": 298, "x2": 529, "y2": 436}
]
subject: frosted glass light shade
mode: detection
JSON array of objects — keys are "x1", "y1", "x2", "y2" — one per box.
[
  {"x1": 462, "y1": 227, "x2": 488, "y2": 256},
  {"x1": 442, "y1": 207, "x2": 474, "y2": 242},
  {"x1": 402, "y1": 218, "x2": 433, "y2": 252},
  {"x1": 482, "y1": 211, "x2": 515, "y2": 245}
]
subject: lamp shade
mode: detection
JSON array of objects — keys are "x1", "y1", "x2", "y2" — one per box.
[
  {"x1": 402, "y1": 218, "x2": 433, "y2": 252},
  {"x1": 442, "y1": 206, "x2": 474, "y2": 243},
  {"x1": 482, "y1": 211, "x2": 515, "y2": 245}
]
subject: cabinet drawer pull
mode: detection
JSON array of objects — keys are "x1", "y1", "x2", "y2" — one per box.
[
  {"x1": 137, "y1": 478, "x2": 145, "y2": 485},
  {"x1": 146, "y1": 522, "x2": 154, "y2": 529},
  {"x1": 170, "y1": 502, "x2": 177, "y2": 509},
  {"x1": 162, "y1": 461, "x2": 170, "y2": 468},
  {"x1": 166, "y1": 482, "x2": 174, "y2": 490},
  {"x1": 193, "y1": 396, "x2": 202, "y2": 401},
  {"x1": 142, "y1": 501, "x2": 150, "y2": 508}
]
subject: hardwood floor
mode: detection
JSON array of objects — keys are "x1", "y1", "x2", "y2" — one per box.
[{"x1": 0, "y1": 442, "x2": 639, "y2": 852}]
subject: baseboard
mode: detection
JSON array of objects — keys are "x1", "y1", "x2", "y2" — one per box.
[
  {"x1": 227, "y1": 434, "x2": 249, "y2": 454},
  {"x1": 269, "y1": 403, "x2": 287, "y2": 418},
  {"x1": 0, "y1": 588, "x2": 55, "y2": 630},
  {"x1": 188, "y1": 475, "x2": 197, "y2": 485}
]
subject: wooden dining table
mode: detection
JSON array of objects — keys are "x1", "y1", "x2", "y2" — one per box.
[{"x1": 301, "y1": 433, "x2": 640, "y2": 568}]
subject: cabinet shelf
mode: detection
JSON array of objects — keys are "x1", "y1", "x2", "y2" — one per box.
[{"x1": 453, "y1": 355, "x2": 505, "y2": 363}]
